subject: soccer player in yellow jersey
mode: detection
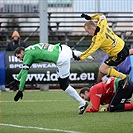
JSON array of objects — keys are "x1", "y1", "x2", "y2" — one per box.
[{"x1": 78, "y1": 13, "x2": 133, "y2": 83}]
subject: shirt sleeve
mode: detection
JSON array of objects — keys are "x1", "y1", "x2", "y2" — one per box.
[
  {"x1": 79, "y1": 14, "x2": 106, "y2": 60},
  {"x1": 17, "y1": 54, "x2": 33, "y2": 91},
  {"x1": 17, "y1": 69, "x2": 29, "y2": 91},
  {"x1": 90, "y1": 13, "x2": 106, "y2": 22},
  {"x1": 85, "y1": 87, "x2": 101, "y2": 112},
  {"x1": 79, "y1": 35, "x2": 102, "y2": 60}
]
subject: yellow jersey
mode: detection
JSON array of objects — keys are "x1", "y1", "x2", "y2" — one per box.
[{"x1": 79, "y1": 14, "x2": 125, "y2": 60}]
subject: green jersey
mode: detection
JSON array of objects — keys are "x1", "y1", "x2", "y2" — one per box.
[{"x1": 17, "y1": 43, "x2": 60, "y2": 90}]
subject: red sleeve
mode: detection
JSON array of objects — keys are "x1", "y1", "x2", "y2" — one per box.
[{"x1": 85, "y1": 85, "x2": 102, "y2": 112}]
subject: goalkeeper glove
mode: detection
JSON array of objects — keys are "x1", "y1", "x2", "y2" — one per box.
[
  {"x1": 81, "y1": 13, "x2": 91, "y2": 20},
  {"x1": 100, "y1": 107, "x2": 107, "y2": 112},
  {"x1": 14, "y1": 90, "x2": 23, "y2": 102},
  {"x1": 72, "y1": 51, "x2": 80, "y2": 61}
]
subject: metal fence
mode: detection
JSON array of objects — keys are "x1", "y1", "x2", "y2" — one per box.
[
  {"x1": 0, "y1": 0, "x2": 133, "y2": 51},
  {"x1": 0, "y1": 0, "x2": 133, "y2": 13}
]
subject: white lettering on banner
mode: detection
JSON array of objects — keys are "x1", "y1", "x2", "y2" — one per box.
[
  {"x1": 87, "y1": 73, "x2": 95, "y2": 80},
  {"x1": 32, "y1": 63, "x2": 56, "y2": 68},
  {"x1": 44, "y1": 73, "x2": 58, "y2": 81},
  {"x1": 9, "y1": 56, "x2": 22, "y2": 62},
  {"x1": 9, "y1": 63, "x2": 56, "y2": 69},
  {"x1": 22, "y1": 65, "x2": 30, "y2": 70},
  {"x1": 12, "y1": 71, "x2": 95, "y2": 82},
  {"x1": 27, "y1": 74, "x2": 44, "y2": 81},
  {"x1": 80, "y1": 73, "x2": 87, "y2": 80},
  {"x1": 69, "y1": 73, "x2": 78, "y2": 81},
  {"x1": 8, "y1": 55, "x2": 56, "y2": 69},
  {"x1": 32, "y1": 64, "x2": 46, "y2": 68},
  {"x1": 10, "y1": 64, "x2": 23, "y2": 68},
  {"x1": 69, "y1": 73, "x2": 94, "y2": 81},
  {"x1": 45, "y1": 71, "x2": 50, "y2": 81}
]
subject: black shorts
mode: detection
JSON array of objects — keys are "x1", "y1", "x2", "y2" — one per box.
[
  {"x1": 104, "y1": 45, "x2": 129, "y2": 66},
  {"x1": 108, "y1": 78, "x2": 133, "y2": 112}
]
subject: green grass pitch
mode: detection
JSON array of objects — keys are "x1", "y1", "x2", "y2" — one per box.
[{"x1": 0, "y1": 90, "x2": 133, "y2": 133}]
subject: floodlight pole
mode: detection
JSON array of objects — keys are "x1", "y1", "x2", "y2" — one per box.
[{"x1": 39, "y1": 0, "x2": 48, "y2": 43}]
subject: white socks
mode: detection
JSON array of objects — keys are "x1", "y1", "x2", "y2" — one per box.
[{"x1": 65, "y1": 85, "x2": 85, "y2": 107}]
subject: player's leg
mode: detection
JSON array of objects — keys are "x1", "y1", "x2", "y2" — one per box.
[
  {"x1": 99, "y1": 45, "x2": 129, "y2": 80},
  {"x1": 57, "y1": 45, "x2": 88, "y2": 114},
  {"x1": 107, "y1": 67, "x2": 126, "y2": 80},
  {"x1": 108, "y1": 78, "x2": 133, "y2": 112},
  {"x1": 58, "y1": 77, "x2": 87, "y2": 107},
  {"x1": 99, "y1": 63, "x2": 126, "y2": 80},
  {"x1": 97, "y1": 70, "x2": 106, "y2": 83}
]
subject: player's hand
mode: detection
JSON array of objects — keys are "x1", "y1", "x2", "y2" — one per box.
[
  {"x1": 100, "y1": 107, "x2": 107, "y2": 112},
  {"x1": 81, "y1": 13, "x2": 91, "y2": 20},
  {"x1": 73, "y1": 55, "x2": 80, "y2": 61},
  {"x1": 6, "y1": 79, "x2": 19, "y2": 88},
  {"x1": 86, "y1": 56, "x2": 95, "y2": 61},
  {"x1": 14, "y1": 90, "x2": 23, "y2": 102},
  {"x1": 72, "y1": 51, "x2": 80, "y2": 61}
]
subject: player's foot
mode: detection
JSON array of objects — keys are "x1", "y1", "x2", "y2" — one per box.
[{"x1": 78, "y1": 102, "x2": 88, "y2": 115}]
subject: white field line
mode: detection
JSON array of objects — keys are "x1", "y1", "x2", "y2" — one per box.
[
  {"x1": 0, "y1": 100, "x2": 72, "y2": 103},
  {"x1": 0, "y1": 123, "x2": 82, "y2": 133}
]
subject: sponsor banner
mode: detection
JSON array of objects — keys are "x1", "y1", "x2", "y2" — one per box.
[
  {"x1": 5, "y1": 52, "x2": 100, "y2": 84},
  {"x1": 0, "y1": 52, "x2": 6, "y2": 85}
]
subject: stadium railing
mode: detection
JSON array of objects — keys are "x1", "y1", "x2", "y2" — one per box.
[{"x1": 0, "y1": 12, "x2": 133, "y2": 50}]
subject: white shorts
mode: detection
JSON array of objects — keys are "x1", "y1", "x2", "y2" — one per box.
[{"x1": 56, "y1": 45, "x2": 72, "y2": 79}]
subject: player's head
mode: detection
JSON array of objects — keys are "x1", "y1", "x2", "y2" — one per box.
[
  {"x1": 14, "y1": 46, "x2": 25, "y2": 60},
  {"x1": 79, "y1": 87, "x2": 90, "y2": 101},
  {"x1": 11, "y1": 30, "x2": 20, "y2": 41},
  {"x1": 84, "y1": 20, "x2": 96, "y2": 36}
]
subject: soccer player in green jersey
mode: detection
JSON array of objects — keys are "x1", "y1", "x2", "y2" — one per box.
[{"x1": 9, "y1": 43, "x2": 88, "y2": 114}]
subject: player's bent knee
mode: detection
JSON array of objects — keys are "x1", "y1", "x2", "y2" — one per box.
[
  {"x1": 99, "y1": 64, "x2": 110, "y2": 74},
  {"x1": 99, "y1": 66, "x2": 106, "y2": 74},
  {"x1": 58, "y1": 77, "x2": 69, "y2": 91}
]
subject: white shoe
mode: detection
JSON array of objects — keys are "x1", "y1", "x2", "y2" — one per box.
[{"x1": 1, "y1": 88, "x2": 10, "y2": 92}]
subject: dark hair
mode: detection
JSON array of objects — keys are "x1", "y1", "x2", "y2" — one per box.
[
  {"x1": 79, "y1": 87, "x2": 90, "y2": 95},
  {"x1": 14, "y1": 46, "x2": 25, "y2": 56}
]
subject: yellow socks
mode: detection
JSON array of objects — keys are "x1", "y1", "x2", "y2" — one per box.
[{"x1": 107, "y1": 67, "x2": 126, "y2": 79}]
